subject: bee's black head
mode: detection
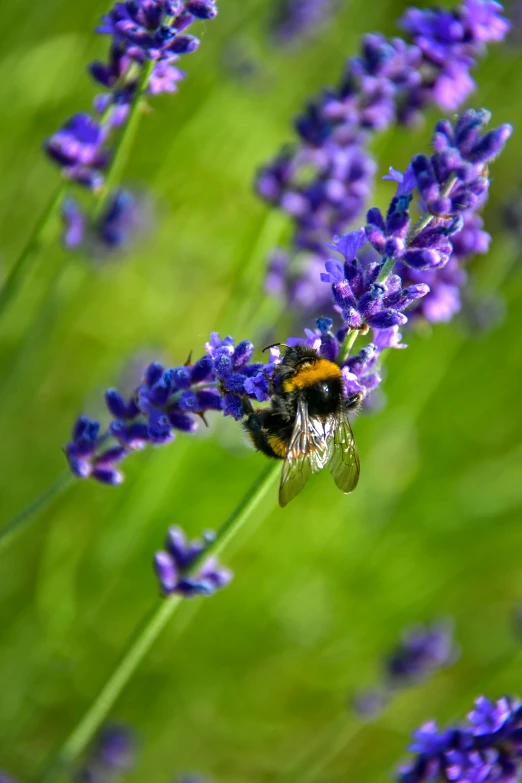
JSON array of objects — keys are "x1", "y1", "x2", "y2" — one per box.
[{"x1": 281, "y1": 343, "x2": 321, "y2": 369}]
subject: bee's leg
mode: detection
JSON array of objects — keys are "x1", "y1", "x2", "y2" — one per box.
[
  {"x1": 242, "y1": 406, "x2": 283, "y2": 459},
  {"x1": 263, "y1": 369, "x2": 276, "y2": 396},
  {"x1": 344, "y1": 391, "x2": 364, "y2": 412}
]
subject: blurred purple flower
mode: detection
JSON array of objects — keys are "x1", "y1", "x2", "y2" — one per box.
[
  {"x1": 45, "y1": 114, "x2": 109, "y2": 190},
  {"x1": 61, "y1": 190, "x2": 152, "y2": 254},
  {"x1": 270, "y1": 0, "x2": 339, "y2": 46},
  {"x1": 154, "y1": 526, "x2": 232, "y2": 597},
  {"x1": 354, "y1": 620, "x2": 459, "y2": 720},
  {"x1": 77, "y1": 724, "x2": 136, "y2": 783},
  {"x1": 385, "y1": 620, "x2": 459, "y2": 687},
  {"x1": 45, "y1": 1, "x2": 219, "y2": 189},
  {"x1": 398, "y1": 696, "x2": 522, "y2": 783}
]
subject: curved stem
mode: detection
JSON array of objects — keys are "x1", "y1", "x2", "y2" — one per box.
[
  {"x1": 36, "y1": 462, "x2": 280, "y2": 783},
  {"x1": 92, "y1": 59, "x2": 155, "y2": 222},
  {"x1": 0, "y1": 471, "x2": 74, "y2": 550},
  {"x1": 0, "y1": 183, "x2": 67, "y2": 320}
]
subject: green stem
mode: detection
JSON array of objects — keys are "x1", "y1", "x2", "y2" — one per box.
[
  {"x1": 0, "y1": 183, "x2": 66, "y2": 320},
  {"x1": 37, "y1": 462, "x2": 280, "y2": 783},
  {"x1": 375, "y1": 255, "x2": 395, "y2": 284},
  {"x1": 0, "y1": 471, "x2": 74, "y2": 550},
  {"x1": 337, "y1": 328, "x2": 359, "y2": 365},
  {"x1": 92, "y1": 59, "x2": 155, "y2": 222}
]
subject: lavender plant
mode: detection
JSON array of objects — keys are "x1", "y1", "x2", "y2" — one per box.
[
  {"x1": 62, "y1": 108, "x2": 511, "y2": 486},
  {"x1": 0, "y1": 1, "x2": 515, "y2": 778},
  {"x1": 0, "y1": 0, "x2": 219, "y2": 315},
  {"x1": 258, "y1": 0, "x2": 510, "y2": 323}
]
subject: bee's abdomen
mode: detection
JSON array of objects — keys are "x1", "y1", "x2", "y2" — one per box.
[{"x1": 242, "y1": 409, "x2": 291, "y2": 460}]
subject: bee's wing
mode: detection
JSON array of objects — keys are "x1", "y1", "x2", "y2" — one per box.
[
  {"x1": 279, "y1": 397, "x2": 331, "y2": 508},
  {"x1": 328, "y1": 407, "x2": 360, "y2": 494}
]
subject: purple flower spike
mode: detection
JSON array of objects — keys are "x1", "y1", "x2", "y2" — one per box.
[
  {"x1": 258, "y1": 0, "x2": 508, "y2": 312},
  {"x1": 323, "y1": 235, "x2": 428, "y2": 331},
  {"x1": 353, "y1": 620, "x2": 459, "y2": 723},
  {"x1": 65, "y1": 332, "x2": 284, "y2": 483},
  {"x1": 397, "y1": 695, "x2": 522, "y2": 783},
  {"x1": 61, "y1": 190, "x2": 153, "y2": 256},
  {"x1": 45, "y1": 113, "x2": 108, "y2": 190},
  {"x1": 154, "y1": 526, "x2": 232, "y2": 598},
  {"x1": 385, "y1": 620, "x2": 459, "y2": 687},
  {"x1": 46, "y1": 2, "x2": 218, "y2": 193}
]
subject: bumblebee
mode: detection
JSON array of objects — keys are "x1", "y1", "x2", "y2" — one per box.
[{"x1": 242, "y1": 343, "x2": 362, "y2": 507}]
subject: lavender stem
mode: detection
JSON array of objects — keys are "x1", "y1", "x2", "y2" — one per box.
[
  {"x1": 0, "y1": 471, "x2": 74, "y2": 550},
  {"x1": 337, "y1": 328, "x2": 359, "y2": 365},
  {"x1": 0, "y1": 183, "x2": 66, "y2": 320},
  {"x1": 92, "y1": 58, "x2": 156, "y2": 222},
  {"x1": 36, "y1": 462, "x2": 279, "y2": 783}
]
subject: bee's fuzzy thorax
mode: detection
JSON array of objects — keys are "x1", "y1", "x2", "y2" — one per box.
[{"x1": 282, "y1": 357, "x2": 341, "y2": 392}]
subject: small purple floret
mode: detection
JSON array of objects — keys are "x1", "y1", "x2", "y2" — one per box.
[{"x1": 154, "y1": 526, "x2": 232, "y2": 597}]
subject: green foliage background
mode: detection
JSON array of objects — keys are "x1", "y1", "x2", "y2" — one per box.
[{"x1": 0, "y1": 0, "x2": 521, "y2": 780}]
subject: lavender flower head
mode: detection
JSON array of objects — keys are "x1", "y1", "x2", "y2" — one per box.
[
  {"x1": 398, "y1": 696, "x2": 522, "y2": 783},
  {"x1": 154, "y1": 526, "x2": 232, "y2": 597},
  {"x1": 353, "y1": 620, "x2": 458, "y2": 719},
  {"x1": 62, "y1": 189, "x2": 153, "y2": 254},
  {"x1": 256, "y1": 0, "x2": 510, "y2": 317},
  {"x1": 385, "y1": 620, "x2": 459, "y2": 687},
  {"x1": 77, "y1": 724, "x2": 136, "y2": 783},
  {"x1": 0, "y1": 776, "x2": 18, "y2": 783},
  {"x1": 45, "y1": 1, "x2": 219, "y2": 188}
]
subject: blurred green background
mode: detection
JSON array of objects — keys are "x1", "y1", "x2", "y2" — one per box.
[{"x1": 0, "y1": 0, "x2": 522, "y2": 780}]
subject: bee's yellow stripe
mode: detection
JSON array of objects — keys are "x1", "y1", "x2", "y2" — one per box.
[
  {"x1": 283, "y1": 359, "x2": 341, "y2": 392},
  {"x1": 267, "y1": 434, "x2": 289, "y2": 458}
]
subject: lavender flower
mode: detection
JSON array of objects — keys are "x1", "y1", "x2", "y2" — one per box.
[
  {"x1": 256, "y1": 0, "x2": 509, "y2": 313},
  {"x1": 62, "y1": 190, "x2": 151, "y2": 253},
  {"x1": 64, "y1": 335, "x2": 278, "y2": 483},
  {"x1": 322, "y1": 227, "x2": 429, "y2": 330},
  {"x1": 398, "y1": 696, "x2": 522, "y2": 783},
  {"x1": 154, "y1": 526, "x2": 232, "y2": 596},
  {"x1": 0, "y1": 776, "x2": 18, "y2": 783},
  {"x1": 270, "y1": 0, "x2": 339, "y2": 47},
  {"x1": 45, "y1": 1, "x2": 219, "y2": 189},
  {"x1": 385, "y1": 620, "x2": 459, "y2": 687},
  {"x1": 77, "y1": 724, "x2": 136, "y2": 783},
  {"x1": 45, "y1": 114, "x2": 109, "y2": 190},
  {"x1": 391, "y1": 110, "x2": 510, "y2": 322},
  {"x1": 353, "y1": 620, "x2": 458, "y2": 719}
]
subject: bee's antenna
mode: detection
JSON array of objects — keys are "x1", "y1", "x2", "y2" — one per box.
[{"x1": 262, "y1": 342, "x2": 288, "y2": 353}]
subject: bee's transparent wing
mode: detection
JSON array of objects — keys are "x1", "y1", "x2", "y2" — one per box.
[
  {"x1": 279, "y1": 398, "x2": 331, "y2": 507},
  {"x1": 328, "y1": 408, "x2": 360, "y2": 494}
]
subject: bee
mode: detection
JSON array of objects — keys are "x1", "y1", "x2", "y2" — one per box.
[{"x1": 241, "y1": 343, "x2": 362, "y2": 507}]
